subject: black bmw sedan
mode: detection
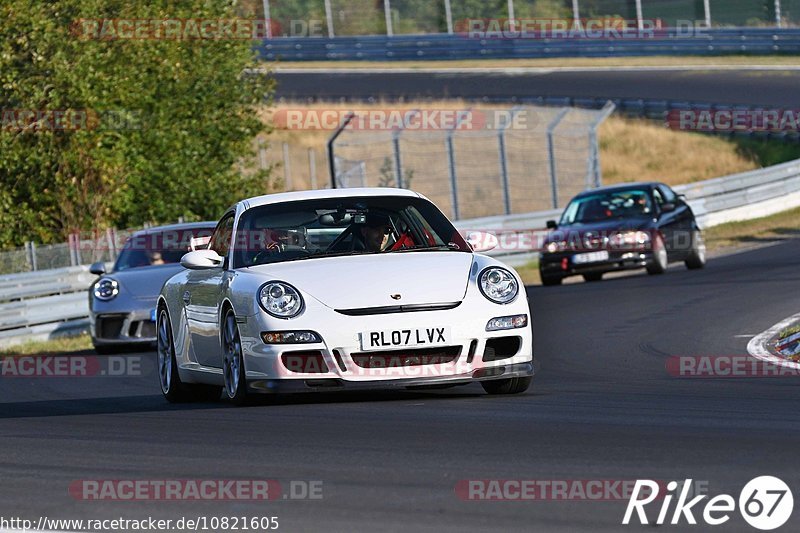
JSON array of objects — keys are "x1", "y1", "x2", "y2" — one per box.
[{"x1": 539, "y1": 182, "x2": 706, "y2": 286}]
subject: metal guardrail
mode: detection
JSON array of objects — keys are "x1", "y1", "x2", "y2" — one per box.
[
  {"x1": 676, "y1": 158, "x2": 800, "y2": 227},
  {"x1": 2, "y1": 157, "x2": 800, "y2": 346},
  {"x1": 258, "y1": 28, "x2": 800, "y2": 61},
  {"x1": 0, "y1": 266, "x2": 93, "y2": 347},
  {"x1": 451, "y1": 156, "x2": 800, "y2": 266}
]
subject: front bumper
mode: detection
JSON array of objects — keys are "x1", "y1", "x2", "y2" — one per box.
[
  {"x1": 248, "y1": 362, "x2": 534, "y2": 393},
  {"x1": 539, "y1": 250, "x2": 654, "y2": 278},
  {"x1": 231, "y1": 296, "x2": 534, "y2": 392},
  {"x1": 90, "y1": 302, "x2": 158, "y2": 347}
]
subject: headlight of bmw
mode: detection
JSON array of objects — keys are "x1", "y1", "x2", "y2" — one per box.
[
  {"x1": 610, "y1": 231, "x2": 651, "y2": 247},
  {"x1": 259, "y1": 281, "x2": 304, "y2": 318},
  {"x1": 479, "y1": 267, "x2": 519, "y2": 304},
  {"x1": 93, "y1": 278, "x2": 119, "y2": 301}
]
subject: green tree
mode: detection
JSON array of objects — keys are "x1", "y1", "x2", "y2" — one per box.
[{"x1": 0, "y1": 0, "x2": 274, "y2": 247}]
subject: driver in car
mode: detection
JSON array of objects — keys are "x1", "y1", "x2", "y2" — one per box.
[{"x1": 360, "y1": 214, "x2": 393, "y2": 252}]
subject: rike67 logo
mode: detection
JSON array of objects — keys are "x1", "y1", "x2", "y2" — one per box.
[{"x1": 623, "y1": 477, "x2": 793, "y2": 530}]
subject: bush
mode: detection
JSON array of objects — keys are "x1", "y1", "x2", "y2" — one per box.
[{"x1": 0, "y1": 0, "x2": 275, "y2": 247}]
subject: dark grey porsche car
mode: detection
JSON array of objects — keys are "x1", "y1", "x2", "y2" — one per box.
[
  {"x1": 538, "y1": 182, "x2": 706, "y2": 286},
  {"x1": 88, "y1": 222, "x2": 216, "y2": 353}
]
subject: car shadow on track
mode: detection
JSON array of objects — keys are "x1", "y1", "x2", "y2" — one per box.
[{"x1": 0, "y1": 387, "x2": 509, "y2": 419}]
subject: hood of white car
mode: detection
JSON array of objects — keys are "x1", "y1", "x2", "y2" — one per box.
[{"x1": 246, "y1": 252, "x2": 474, "y2": 310}]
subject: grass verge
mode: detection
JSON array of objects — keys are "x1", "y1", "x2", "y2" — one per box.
[
  {"x1": 0, "y1": 332, "x2": 93, "y2": 356},
  {"x1": 703, "y1": 205, "x2": 800, "y2": 252},
  {"x1": 780, "y1": 325, "x2": 800, "y2": 341}
]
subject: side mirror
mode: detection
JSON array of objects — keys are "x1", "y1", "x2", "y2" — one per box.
[
  {"x1": 89, "y1": 261, "x2": 106, "y2": 275},
  {"x1": 189, "y1": 235, "x2": 212, "y2": 251},
  {"x1": 546, "y1": 220, "x2": 558, "y2": 230},
  {"x1": 661, "y1": 203, "x2": 676, "y2": 213},
  {"x1": 180, "y1": 249, "x2": 224, "y2": 270},
  {"x1": 466, "y1": 231, "x2": 498, "y2": 253}
]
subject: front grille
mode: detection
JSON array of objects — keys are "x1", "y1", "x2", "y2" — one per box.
[
  {"x1": 483, "y1": 336, "x2": 521, "y2": 362},
  {"x1": 335, "y1": 302, "x2": 461, "y2": 316},
  {"x1": 96, "y1": 315, "x2": 125, "y2": 339},
  {"x1": 351, "y1": 346, "x2": 461, "y2": 369}
]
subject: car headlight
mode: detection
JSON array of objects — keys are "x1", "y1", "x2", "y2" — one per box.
[
  {"x1": 259, "y1": 281, "x2": 304, "y2": 318},
  {"x1": 544, "y1": 240, "x2": 567, "y2": 253},
  {"x1": 479, "y1": 267, "x2": 519, "y2": 304},
  {"x1": 610, "y1": 231, "x2": 651, "y2": 247},
  {"x1": 93, "y1": 278, "x2": 119, "y2": 301}
]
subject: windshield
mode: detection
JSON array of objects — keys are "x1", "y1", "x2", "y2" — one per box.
[
  {"x1": 560, "y1": 189, "x2": 653, "y2": 225},
  {"x1": 114, "y1": 227, "x2": 214, "y2": 271},
  {"x1": 233, "y1": 196, "x2": 469, "y2": 268}
]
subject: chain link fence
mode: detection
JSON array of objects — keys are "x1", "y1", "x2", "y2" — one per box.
[
  {"x1": 329, "y1": 103, "x2": 614, "y2": 221},
  {"x1": 252, "y1": 0, "x2": 800, "y2": 37},
  {"x1": 0, "y1": 228, "x2": 141, "y2": 276}
]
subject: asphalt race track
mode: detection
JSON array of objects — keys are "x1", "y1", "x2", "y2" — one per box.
[
  {"x1": 274, "y1": 68, "x2": 800, "y2": 108},
  {"x1": 1, "y1": 239, "x2": 799, "y2": 532}
]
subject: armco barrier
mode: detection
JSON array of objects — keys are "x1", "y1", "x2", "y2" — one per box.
[
  {"x1": 258, "y1": 28, "x2": 800, "y2": 62},
  {"x1": 0, "y1": 266, "x2": 94, "y2": 348},
  {"x1": 2, "y1": 157, "x2": 800, "y2": 346}
]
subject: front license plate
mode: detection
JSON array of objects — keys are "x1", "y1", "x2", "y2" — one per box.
[
  {"x1": 573, "y1": 251, "x2": 610, "y2": 264},
  {"x1": 360, "y1": 327, "x2": 451, "y2": 351}
]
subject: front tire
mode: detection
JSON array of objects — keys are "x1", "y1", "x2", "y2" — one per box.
[
  {"x1": 157, "y1": 308, "x2": 190, "y2": 403},
  {"x1": 157, "y1": 308, "x2": 221, "y2": 403},
  {"x1": 481, "y1": 376, "x2": 532, "y2": 395},
  {"x1": 222, "y1": 309, "x2": 249, "y2": 406},
  {"x1": 685, "y1": 231, "x2": 707, "y2": 270},
  {"x1": 646, "y1": 233, "x2": 668, "y2": 275}
]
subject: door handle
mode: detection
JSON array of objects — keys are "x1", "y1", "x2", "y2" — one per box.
[{"x1": 182, "y1": 291, "x2": 191, "y2": 305}]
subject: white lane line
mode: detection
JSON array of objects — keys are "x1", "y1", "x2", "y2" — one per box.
[{"x1": 747, "y1": 312, "x2": 800, "y2": 369}]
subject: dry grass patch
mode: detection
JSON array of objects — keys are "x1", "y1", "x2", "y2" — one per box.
[
  {"x1": 0, "y1": 332, "x2": 93, "y2": 356},
  {"x1": 704, "y1": 206, "x2": 800, "y2": 252},
  {"x1": 598, "y1": 117, "x2": 766, "y2": 186}
]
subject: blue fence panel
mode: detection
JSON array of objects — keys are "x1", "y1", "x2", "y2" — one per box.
[{"x1": 257, "y1": 28, "x2": 800, "y2": 61}]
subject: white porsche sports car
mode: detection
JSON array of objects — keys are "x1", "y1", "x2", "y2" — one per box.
[{"x1": 157, "y1": 188, "x2": 533, "y2": 404}]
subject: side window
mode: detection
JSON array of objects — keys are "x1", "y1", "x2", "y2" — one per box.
[
  {"x1": 658, "y1": 185, "x2": 678, "y2": 204},
  {"x1": 209, "y1": 214, "x2": 235, "y2": 258},
  {"x1": 652, "y1": 188, "x2": 664, "y2": 206}
]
